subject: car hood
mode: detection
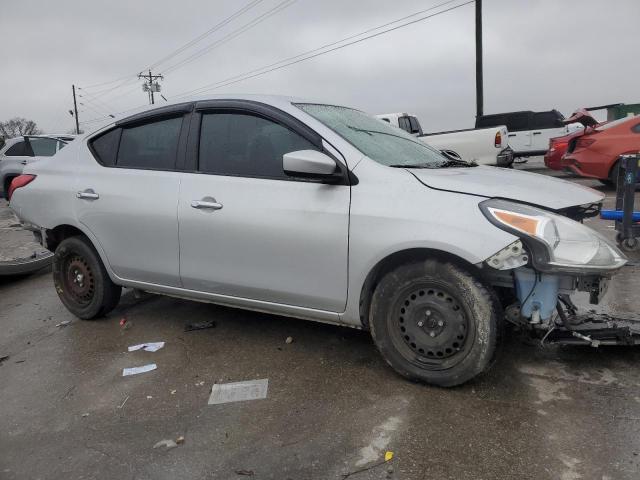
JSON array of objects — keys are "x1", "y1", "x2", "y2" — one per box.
[{"x1": 409, "y1": 166, "x2": 604, "y2": 210}]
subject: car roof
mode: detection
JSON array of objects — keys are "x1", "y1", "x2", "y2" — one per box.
[{"x1": 84, "y1": 94, "x2": 349, "y2": 136}]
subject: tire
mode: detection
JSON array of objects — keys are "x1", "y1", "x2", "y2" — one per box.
[
  {"x1": 52, "y1": 236, "x2": 121, "y2": 319},
  {"x1": 3, "y1": 176, "x2": 15, "y2": 200},
  {"x1": 608, "y1": 162, "x2": 620, "y2": 188},
  {"x1": 369, "y1": 259, "x2": 501, "y2": 387}
]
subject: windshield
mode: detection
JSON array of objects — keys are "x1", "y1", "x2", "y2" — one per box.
[{"x1": 295, "y1": 103, "x2": 455, "y2": 168}]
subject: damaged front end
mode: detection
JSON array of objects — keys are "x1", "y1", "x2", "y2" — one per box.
[{"x1": 479, "y1": 200, "x2": 639, "y2": 346}]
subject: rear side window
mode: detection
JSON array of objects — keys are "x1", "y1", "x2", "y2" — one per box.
[
  {"x1": 476, "y1": 115, "x2": 506, "y2": 128},
  {"x1": 530, "y1": 112, "x2": 563, "y2": 130},
  {"x1": 198, "y1": 112, "x2": 317, "y2": 179},
  {"x1": 4, "y1": 141, "x2": 30, "y2": 156},
  {"x1": 117, "y1": 116, "x2": 183, "y2": 170},
  {"x1": 90, "y1": 128, "x2": 121, "y2": 166},
  {"x1": 408, "y1": 116, "x2": 421, "y2": 134},
  {"x1": 506, "y1": 113, "x2": 530, "y2": 132},
  {"x1": 398, "y1": 117, "x2": 410, "y2": 132},
  {"x1": 28, "y1": 137, "x2": 59, "y2": 156}
]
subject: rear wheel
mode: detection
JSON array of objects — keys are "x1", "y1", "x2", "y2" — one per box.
[
  {"x1": 369, "y1": 259, "x2": 501, "y2": 387},
  {"x1": 608, "y1": 162, "x2": 620, "y2": 189},
  {"x1": 3, "y1": 176, "x2": 16, "y2": 200},
  {"x1": 53, "y1": 236, "x2": 121, "y2": 319}
]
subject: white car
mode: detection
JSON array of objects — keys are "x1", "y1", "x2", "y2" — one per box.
[
  {"x1": 376, "y1": 113, "x2": 513, "y2": 167},
  {"x1": 0, "y1": 135, "x2": 73, "y2": 198},
  {"x1": 9, "y1": 95, "x2": 626, "y2": 386}
]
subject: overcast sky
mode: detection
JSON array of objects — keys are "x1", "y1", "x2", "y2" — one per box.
[{"x1": 1, "y1": 0, "x2": 639, "y2": 134}]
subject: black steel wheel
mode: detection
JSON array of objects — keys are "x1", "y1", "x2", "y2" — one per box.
[
  {"x1": 370, "y1": 259, "x2": 501, "y2": 387},
  {"x1": 53, "y1": 236, "x2": 121, "y2": 319}
]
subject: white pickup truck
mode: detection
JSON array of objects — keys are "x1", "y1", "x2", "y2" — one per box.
[{"x1": 376, "y1": 112, "x2": 513, "y2": 167}]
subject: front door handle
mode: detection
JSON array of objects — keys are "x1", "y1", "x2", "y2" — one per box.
[
  {"x1": 20, "y1": 160, "x2": 28, "y2": 165},
  {"x1": 77, "y1": 189, "x2": 99, "y2": 200},
  {"x1": 191, "y1": 198, "x2": 223, "y2": 210},
  {"x1": 532, "y1": 131, "x2": 542, "y2": 135}
]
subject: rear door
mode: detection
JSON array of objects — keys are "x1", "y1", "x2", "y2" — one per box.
[
  {"x1": 75, "y1": 106, "x2": 191, "y2": 286},
  {"x1": 529, "y1": 111, "x2": 566, "y2": 152},
  {"x1": 177, "y1": 102, "x2": 350, "y2": 312},
  {"x1": 505, "y1": 113, "x2": 532, "y2": 153},
  {"x1": 1, "y1": 139, "x2": 32, "y2": 192}
]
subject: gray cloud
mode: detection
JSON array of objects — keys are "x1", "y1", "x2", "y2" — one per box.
[{"x1": 1, "y1": 0, "x2": 638, "y2": 134}]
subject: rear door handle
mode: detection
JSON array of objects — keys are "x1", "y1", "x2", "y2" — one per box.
[
  {"x1": 532, "y1": 131, "x2": 542, "y2": 135},
  {"x1": 77, "y1": 189, "x2": 99, "y2": 200},
  {"x1": 191, "y1": 198, "x2": 223, "y2": 210},
  {"x1": 508, "y1": 133, "x2": 516, "y2": 137},
  {"x1": 20, "y1": 160, "x2": 28, "y2": 165}
]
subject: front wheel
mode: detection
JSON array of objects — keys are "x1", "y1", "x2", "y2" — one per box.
[
  {"x1": 369, "y1": 259, "x2": 501, "y2": 387},
  {"x1": 53, "y1": 236, "x2": 121, "y2": 319}
]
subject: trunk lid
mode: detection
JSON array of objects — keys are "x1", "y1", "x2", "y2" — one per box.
[{"x1": 409, "y1": 166, "x2": 604, "y2": 211}]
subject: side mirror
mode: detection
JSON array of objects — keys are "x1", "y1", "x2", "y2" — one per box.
[{"x1": 283, "y1": 150, "x2": 339, "y2": 179}]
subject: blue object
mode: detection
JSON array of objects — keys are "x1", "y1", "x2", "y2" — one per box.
[
  {"x1": 600, "y1": 209, "x2": 640, "y2": 222},
  {"x1": 514, "y1": 269, "x2": 560, "y2": 321}
]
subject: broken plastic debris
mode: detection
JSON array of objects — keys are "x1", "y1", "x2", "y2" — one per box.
[
  {"x1": 176, "y1": 436, "x2": 185, "y2": 445},
  {"x1": 153, "y1": 439, "x2": 178, "y2": 450},
  {"x1": 122, "y1": 364, "x2": 157, "y2": 376},
  {"x1": 235, "y1": 470, "x2": 254, "y2": 476},
  {"x1": 195, "y1": 381, "x2": 205, "y2": 387},
  {"x1": 146, "y1": 395, "x2": 153, "y2": 400},
  {"x1": 208, "y1": 379, "x2": 268, "y2": 405},
  {"x1": 170, "y1": 389, "x2": 177, "y2": 395},
  {"x1": 117, "y1": 396, "x2": 130, "y2": 409},
  {"x1": 285, "y1": 336, "x2": 293, "y2": 344},
  {"x1": 120, "y1": 318, "x2": 132, "y2": 330},
  {"x1": 128, "y1": 342, "x2": 165, "y2": 352},
  {"x1": 385, "y1": 451, "x2": 394, "y2": 462},
  {"x1": 184, "y1": 319, "x2": 216, "y2": 332},
  {"x1": 55, "y1": 320, "x2": 71, "y2": 328},
  {"x1": 81, "y1": 413, "x2": 89, "y2": 418}
]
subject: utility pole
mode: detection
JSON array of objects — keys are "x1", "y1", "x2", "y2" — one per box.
[
  {"x1": 72, "y1": 84, "x2": 80, "y2": 134},
  {"x1": 475, "y1": 0, "x2": 483, "y2": 119},
  {"x1": 138, "y1": 70, "x2": 163, "y2": 105}
]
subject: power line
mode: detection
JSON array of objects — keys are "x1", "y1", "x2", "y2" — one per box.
[
  {"x1": 162, "y1": 0, "x2": 297, "y2": 75},
  {"x1": 174, "y1": 0, "x2": 473, "y2": 99},
  {"x1": 78, "y1": 0, "x2": 266, "y2": 96},
  {"x1": 175, "y1": 0, "x2": 460, "y2": 97},
  {"x1": 147, "y1": 0, "x2": 266, "y2": 70}
]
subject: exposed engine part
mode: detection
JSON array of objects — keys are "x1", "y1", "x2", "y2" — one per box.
[
  {"x1": 486, "y1": 240, "x2": 529, "y2": 270},
  {"x1": 514, "y1": 268, "x2": 560, "y2": 321}
]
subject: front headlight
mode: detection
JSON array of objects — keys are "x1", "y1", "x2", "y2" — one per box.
[{"x1": 480, "y1": 199, "x2": 626, "y2": 273}]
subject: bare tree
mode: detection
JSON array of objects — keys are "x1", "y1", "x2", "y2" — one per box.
[{"x1": 0, "y1": 117, "x2": 42, "y2": 141}]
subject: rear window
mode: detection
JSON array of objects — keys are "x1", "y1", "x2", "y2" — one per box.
[{"x1": 597, "y1": 116, "x2": 638, "y2": 131}]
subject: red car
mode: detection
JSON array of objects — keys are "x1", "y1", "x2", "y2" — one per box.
[
  {"x1": 562, "y1": 115, "x2": 640, "y2": 185},
  {"x1": 544, "y1": 109, "x2": 599, "y2": 171}
]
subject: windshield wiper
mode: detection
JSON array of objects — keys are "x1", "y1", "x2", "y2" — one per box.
[
  {"x1": 438, "y1": 158, "x2": 475, "y2": 168},
  {"x1": 388, "y1": 163, "x2": 437, "y2": 169}
]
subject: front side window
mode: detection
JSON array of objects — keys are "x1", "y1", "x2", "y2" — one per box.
[
  {"x1": 295, "y1": 104, "x2": 450, "y2": 168},
  {"x1": 198, "y1": 112, "x2": 317, "y2": 178},
  {"x1": 530, "y1": 112, "x2": 563, "y2": 130},
  {"x1": 117, "y1": 116, "x2": 183, "y2": 170},
  {"x1": 4, "y1": 141, "x2": 30, "y2": 157},
  {"x1": 28, "y1": 137, "x2": 58, "y2": 156}
]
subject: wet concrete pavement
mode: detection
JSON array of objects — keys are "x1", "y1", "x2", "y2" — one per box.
[{"x1": 1, "y1": 164, "x2": 640, "y2": 480}]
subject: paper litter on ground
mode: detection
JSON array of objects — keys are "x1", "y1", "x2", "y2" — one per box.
[
  {"x1": 208, "y1": 379, "x2": 269, "y2": 405},
  {"x1": 128, "y1": 342, "x2": 165, "y2": 352},
  {"x1": 122, "y1": 363, "x2": 157, "y2": 376}
]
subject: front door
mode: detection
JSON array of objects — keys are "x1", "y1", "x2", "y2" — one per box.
[{"x1": 178, "y1": 108, "x2": 350, "y2": 312}]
